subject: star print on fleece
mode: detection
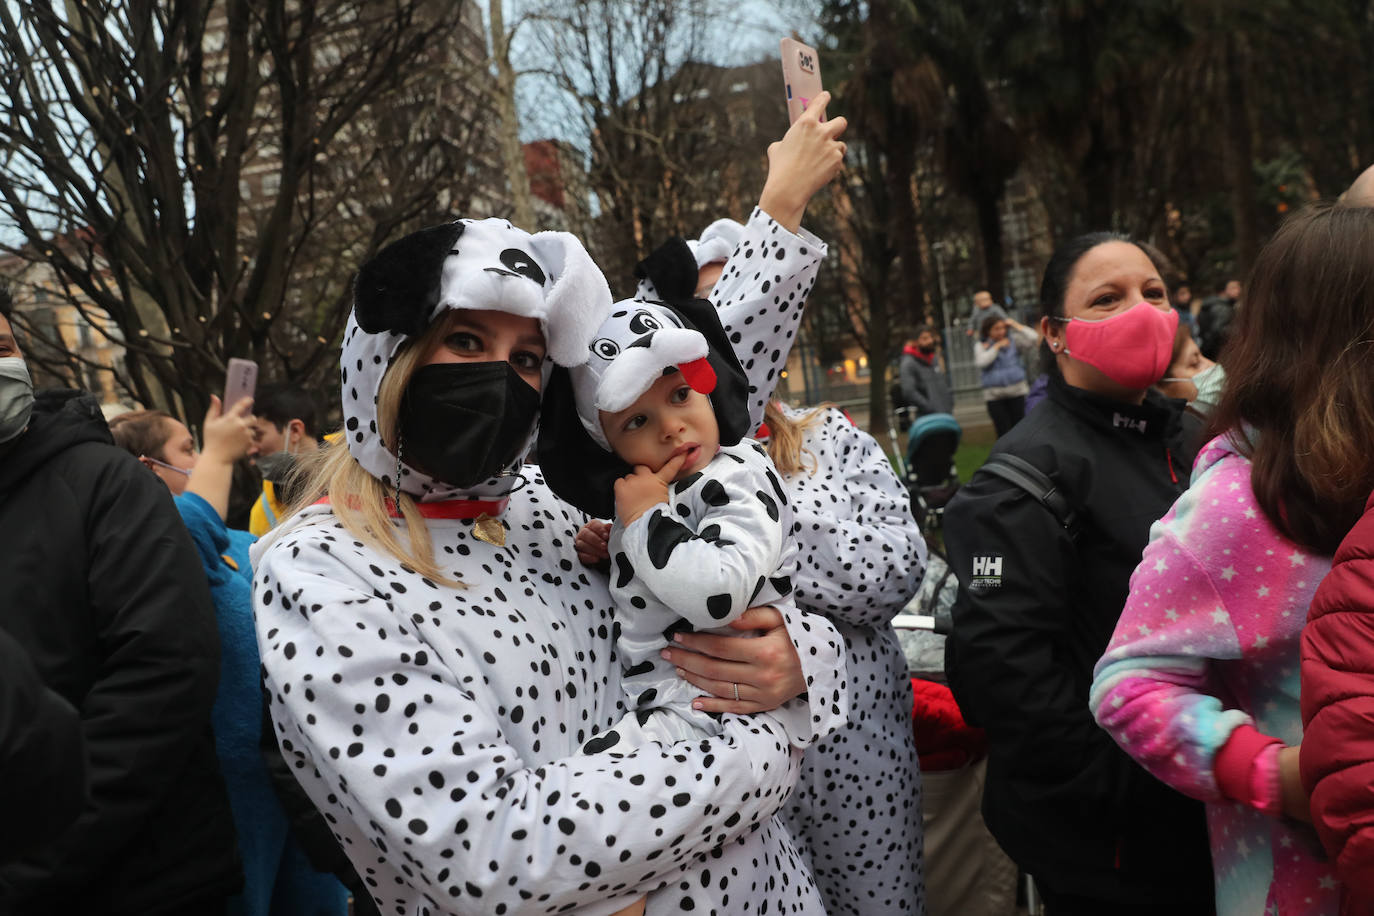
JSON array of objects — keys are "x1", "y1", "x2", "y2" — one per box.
[{"x1": 1090, "y1": 432, "x2": 1338, "y2": 916}]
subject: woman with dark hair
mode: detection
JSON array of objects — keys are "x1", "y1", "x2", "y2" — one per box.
[
  {"x1": 1092, "y1": 203, "x2": 1373, "y2": 914},
  {"x1": 1156, "y1": 323, "x2": 1223, "y2": 416},
  {"x1": 943, "y1": 232, "x2": 1215, "y2": 914}
]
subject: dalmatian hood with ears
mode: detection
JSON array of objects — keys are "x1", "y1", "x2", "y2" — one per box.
[
  {"x1": 635, "y1": 219, "x2": 746, "y2": 301},
  {"x1": 569, "y1": 302, "x2": 717, "y2": 450},
  {"x1": 340, "y1": 216, "x2": 612, "y2": 501},
  {"x1": 536, "y1": 296, "x2": 752, "y2": 519}
]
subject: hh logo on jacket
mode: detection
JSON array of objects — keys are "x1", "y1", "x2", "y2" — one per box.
[
  {"x1": 971, "y1": 555, "x2": 1003, "y2": 590},
  {"x1": 1112, "y1": 412, "x2": 1148, "y2": 433}
]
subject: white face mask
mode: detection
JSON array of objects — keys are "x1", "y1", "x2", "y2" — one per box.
[
  {"x1": 0, "y1": 357, "x2": 35, "y2": 444},
  {"x1": 1160, "y1": 362, "x2": 1227, "y2": 414},
  {"x1": 1189, "y1": 362, "x2": 1227, "y2": 413}
]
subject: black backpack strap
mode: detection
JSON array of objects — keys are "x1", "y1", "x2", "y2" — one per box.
[{"x1": 979, "y1": 453, "x2": 1079, "y2": 535}]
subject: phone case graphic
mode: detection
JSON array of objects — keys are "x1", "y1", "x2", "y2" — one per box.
[{"x1": 780, "y1": 38, "x2": 824, "y2": 124}]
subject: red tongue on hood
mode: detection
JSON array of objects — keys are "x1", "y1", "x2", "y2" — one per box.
[{"x1": 679, "y1": 357, "x2": 717, "y2": 394}]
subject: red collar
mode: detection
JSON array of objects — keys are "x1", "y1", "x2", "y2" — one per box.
[{"x1": 315, "y1": 495, "x2": 509, "y2": 519}]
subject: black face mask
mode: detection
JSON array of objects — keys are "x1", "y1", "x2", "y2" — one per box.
[
  {"x1": 398, "y1": 361, "x2": 541, "y2": 489},
  {"x1": 918, "y1": 344, "x2": 937, "y2": 355}
]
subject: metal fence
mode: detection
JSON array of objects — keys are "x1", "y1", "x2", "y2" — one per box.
[{"x1": 782, "y1": 315, "x2": 1044, "y2": 435}]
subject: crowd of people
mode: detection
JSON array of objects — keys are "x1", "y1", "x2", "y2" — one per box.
[{"x1": 5, "y1": 80, "x2": 1374, "y2": 916}]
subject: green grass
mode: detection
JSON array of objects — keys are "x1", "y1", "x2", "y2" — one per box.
[
  {"x1": 954, "y1": 424, "x2": 996, "y2": 482},
  {"x1": 881, "y1": 422, "x2": 995, "y2": 482}
]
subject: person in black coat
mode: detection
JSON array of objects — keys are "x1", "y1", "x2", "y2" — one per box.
[
  {"x1": 0, "y1": 630, "x2": 84, "y2": 862},
  {"x1": 1195, "y1": 279, "x2": 1240, "y2": 361},
  {"x1": 0, "y1": 297, "x2": 241, "y2": 915},
  {"x1": 942, "y1": 233, "x2": 1214, "y2": 915}
]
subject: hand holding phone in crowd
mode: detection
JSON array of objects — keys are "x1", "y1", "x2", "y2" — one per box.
[{"x1": 759, "y1": 88, "x2": 847, "y2": 233}]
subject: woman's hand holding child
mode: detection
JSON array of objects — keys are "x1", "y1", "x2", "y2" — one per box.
[{"x1": 664, "y1": 607, "x2": 807, "y2": 714}]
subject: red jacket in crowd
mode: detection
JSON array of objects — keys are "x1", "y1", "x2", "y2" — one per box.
[{"x1": 1302, "y1": 490, "x2": 1374, "y2": 911}]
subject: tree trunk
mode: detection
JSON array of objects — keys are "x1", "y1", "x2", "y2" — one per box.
[
  {"x1": 974, "y1": 188, "x2": 1004, "y2": 302},
  {"x1": 1224, "y1": 35, "x2": 1259, "y2": 280},
  {"x1": 884, "y1": 123, "x2": 925, "y2": 331},
  {"x1": 868, "y1": 300, "x2": 892, "y2": 442},
  {"x1": 489, "y1": 0, "x2": 534, "y2": 228},
  {"x1": 1082, "y1": 120, "x2": 1115, "y2": 231}
]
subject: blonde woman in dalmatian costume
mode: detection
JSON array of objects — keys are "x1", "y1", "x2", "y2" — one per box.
[
  {"x1": 251, "y1": 103, "x2": 850, "y2": 916},
  {"x1": 608, "y1": 210, "x2": 928, "y2": 915}
]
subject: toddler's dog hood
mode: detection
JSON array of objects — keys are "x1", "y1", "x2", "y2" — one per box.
[{"x1": 537, "y1": 237, "x2": 750, "y2": 518}]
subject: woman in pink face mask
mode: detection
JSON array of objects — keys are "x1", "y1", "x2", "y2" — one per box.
[{"x1": 941, "y1": 233, "x2": 1215, "y2": 915}]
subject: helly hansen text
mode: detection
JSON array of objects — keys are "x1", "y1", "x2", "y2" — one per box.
[{"x1": 971, "y1": 555, "x2": 1003, "y2": 589}]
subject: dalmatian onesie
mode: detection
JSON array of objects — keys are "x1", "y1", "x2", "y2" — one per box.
[
  {"x1": 251, "y1": 218, "x2": 849, "y2": 916},
  {"x1": 650, "y1": 217, "x2": 930, "y2": 914},
  {"x1": 538, "y1": 299, "x2": 815, "y2": 754}
]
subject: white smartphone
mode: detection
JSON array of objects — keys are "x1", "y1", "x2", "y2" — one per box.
[
  {"x1": 223, "y1": 357, "x2": 258, "y2": 409},
  {"x1": 780, "y1": 37, "x2": 824, "y2": 124}
]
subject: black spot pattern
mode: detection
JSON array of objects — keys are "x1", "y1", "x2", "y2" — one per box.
[
  {"x1": 253, "y1": 464, "x2": 842, "y2": 913},
  {"x1": 644, "y1": 513, "x2": 694, "y2": 570},
  {"x1": 696, "y1": 213, "x2": 925, "y2": 912},
  {"x1": 771, "y1": 405, "x2": 928, "y2": 915},
  {"x1": 707, "y1": 208, "x2": 825, "y2": 435},
  {"x1": 700, "y1": 479, "x2": 729, "y2": 507},
  {"x1": 592, "y1": 442, "x2": 837, "y2": 776}
]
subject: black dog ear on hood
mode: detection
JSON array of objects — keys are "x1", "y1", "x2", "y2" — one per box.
[
  {"x1": 670, "y1": 297, "x2": 752, "y2": 447},
  {"x1": 536, "y1": 366, "x2": 630, "y2": 520},
  {"x1": 354, "y1": 222, "x2": 466, "y2": 337},
  {"x1": 635, "y1": 236, "x2": 698, "y2": 303}
]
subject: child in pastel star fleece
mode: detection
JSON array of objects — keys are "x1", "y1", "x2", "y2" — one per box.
[{"x1": 1091, "y1": 202, "x2": 1374, "y2": 916}]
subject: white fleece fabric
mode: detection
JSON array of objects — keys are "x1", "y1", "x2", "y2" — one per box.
[
  {"x1": 251, "y1": 472, "x2": 848, "y2": 915},
  {"x1": 587, "y1": 440, "x2": 840, "y2": 755}
]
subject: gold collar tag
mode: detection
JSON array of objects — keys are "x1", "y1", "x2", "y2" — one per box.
[{"x1": 471, "y1": 512, "x2": 505, "y2": 547}]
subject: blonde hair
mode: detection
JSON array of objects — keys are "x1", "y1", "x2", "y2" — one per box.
[
  {"x1": 762, "y1": 400, "x2": 827, "y2": 477},
  {"x1": 288, "y1": 317, "x2": 463, "y2": 586}
]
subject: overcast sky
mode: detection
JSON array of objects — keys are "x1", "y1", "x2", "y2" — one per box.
[{"x1": 488, "y1": 0, "x2": 824, "y2": 143}]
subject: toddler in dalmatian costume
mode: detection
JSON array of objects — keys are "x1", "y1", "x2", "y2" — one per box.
[
  {"x1": 635, "y1": 221, "x2": 930, "y2": 916},
  {"x1": 539, "y1": 296, "x2": 814, "y2": 758}
]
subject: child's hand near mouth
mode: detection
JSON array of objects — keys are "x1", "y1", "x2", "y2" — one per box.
[{"x1": 614, "y1": 452, "x2": 687, "y2": 525}]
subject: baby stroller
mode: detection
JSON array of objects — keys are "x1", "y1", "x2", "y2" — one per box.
[{"x1": 890, "y1": 408, "x2": 962, "y2": 537}]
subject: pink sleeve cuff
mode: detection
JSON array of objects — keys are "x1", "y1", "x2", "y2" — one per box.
[{"x1": 1214, "y1": 724, "x2": 1283, "y2": 814}]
